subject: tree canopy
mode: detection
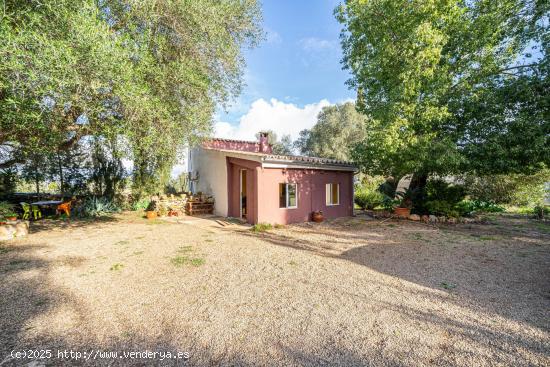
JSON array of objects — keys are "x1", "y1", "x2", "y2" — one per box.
[
  {"x1": 294, "y1": 102, "x2": 366, "y2": 161},
  {"x1": 1, "y1": 0, "x2": 262, "y2": 195},
  {"x1": 336, "y1": 0, "x2": 549, "y2": 179}
]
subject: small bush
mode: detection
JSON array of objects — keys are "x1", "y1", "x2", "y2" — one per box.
[
  {"x1": 426, "y1": 200, "x2": 459, "y2": 217},
  {"x1": 131, "y1": 199, "x2": 150, "y2": 211},
  {"x1": 74, "y1": 197, "x2": 121, "y2": 218},
  {"x1": 534, "y1": 205, "x2": 549, "y2": 219},
  {"x1": 426, "y1": 179, "x2": 466, "y2": 206},
  {"x1": 0, "y1": 201, "x2": 15, "y2": 219},
  {"x1": 455, "y1": 200, "x2": 505, "y2": 216},
  {"x1": 251, "y1": 223, "x2": 272, "y2": 232},
  {"x1": 355, "y1": 189, "x2": 384, "y2": 210}
]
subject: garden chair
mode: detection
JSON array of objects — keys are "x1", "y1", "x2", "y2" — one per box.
[
  {"x1": 57, "y1": 201, "x2": 72, "y2": 218},
  {"x1": 31, "y1": 204, "x2": 42, "y2": 220},
  {"x1": 20, "y1": 202, "x2": 31, "y2": 220}
]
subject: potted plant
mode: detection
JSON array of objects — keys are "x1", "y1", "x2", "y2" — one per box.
[
  {"x1": 394, "y1": 188, "x2": 415, "y2": 217},
  {"x1": 145, "y1": 201, "x2": 158, "y2": 219},
  {"x1": 312, "y1": 210, "x2": 324, "y2": 223},
  {"x1": 0, "y1": 201, "x2": 15, "y2": 223}
]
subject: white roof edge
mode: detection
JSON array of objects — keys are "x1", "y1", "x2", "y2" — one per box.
[{"x1": 262, "y1": 162, "x2": 357, "y2": 172}]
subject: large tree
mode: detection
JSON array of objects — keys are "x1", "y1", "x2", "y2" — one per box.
[
  {"x1": 336, "y1": 0, "x2": 549, "y2": 191},
  {"x1": 294, "y1": 102, "x2": 366, "y2": 161},
  {"x1": 1, "y1": 0, "x2": 262, "y2": 195}
]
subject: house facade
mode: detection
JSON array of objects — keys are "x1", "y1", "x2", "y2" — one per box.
[{"x1": 188, "y1": 134, "x2": 357, "y2": 224}]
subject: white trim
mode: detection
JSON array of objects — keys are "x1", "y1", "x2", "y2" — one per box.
[
  {"x1": 326, "y1": 183, "x2": 340, "y2": 206},
  {"x1": 262, "y1": 162, "x2": 356, "y2": 172},
  {"x1": 279, "y1": 182, "x2": 298, "y2": 209}
]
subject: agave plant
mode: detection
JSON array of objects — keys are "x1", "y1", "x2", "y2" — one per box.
[{"x1": 74, "y1": 197, "x2": 120, "y2": 218}]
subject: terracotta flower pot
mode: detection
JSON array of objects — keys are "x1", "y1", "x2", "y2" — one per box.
[
  {"x1": 394, "y1": 207, "x2": 411, "y2": 218},
  {"x1": 312, "y1": 211, "x2": 324, "y2": 223},
  {"x1": 7, "y1": 217, "x2": 17, "y2": 221},
  {"x1": 145, "y1": 211, "x2": 157, "y2": 220}
]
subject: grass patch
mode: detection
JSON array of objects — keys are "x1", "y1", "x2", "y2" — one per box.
[
  {"x1": 114, "y1": 240, "x2": 130, "y2": 246},
  {"x1": 204, "y1": 239, "x2": 214, "y2": 243},
  {"x1": 145, "y1": 219, "x2": 166, "y2": 225},
  {"x1": 274, "y1": 224, "x2": 285, "y2": 229},
  {"x1": 440, "y1": 282, "x2": 456, "y2": 290},
  {"x1": 0, "y1": 246, "x2": 13, "y2": 255},
  {"x1": 534, "y1": 222, "x2": 550, "y2": 233},
  {"x1": 288, "y1": 260, "x2": 298, "y2": 266},
  {"x1": 133, "y1": 251, "x2": 144, "y2": 256},
  {"x1": 251, "y1": 223, "x2": 273, "y2": 232},
  {"x1": 478, "y1": 236, "x2": 497, "y2": 241},
  {"x1": 110, "y1": 263, "x2": 124, "y2": 271},
  {"x1": 177, "y1": 246, "x2": 193, "y2": 253},
  {"x1": 170, "y1": 256, "x2": 205, "y2": 267}
]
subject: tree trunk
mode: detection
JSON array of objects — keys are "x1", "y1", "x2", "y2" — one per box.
[
  {"x1": 57, "y1": 152, "x2": 64, "y2": 195},
  {"x1": 409, "y1": 173, "x2": 428, "y2": 214}
]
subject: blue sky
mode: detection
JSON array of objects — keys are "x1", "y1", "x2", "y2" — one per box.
[{"x1": 215, "y1": 0, "x2": 355, "y2": 141}]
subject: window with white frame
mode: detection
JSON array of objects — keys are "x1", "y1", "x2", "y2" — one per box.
[
  {"x1": 326, "y1": 183, "x2": 340, "y2": 206},
  {"x1": 279, "y1": 183, "x2": 297, "y2": 208}
]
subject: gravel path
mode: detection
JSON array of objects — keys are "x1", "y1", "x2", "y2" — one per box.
[{"x1": 0, "y1": 213, "x2": 549, "y2": 366}]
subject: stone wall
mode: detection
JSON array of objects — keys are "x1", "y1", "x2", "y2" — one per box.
[{"x1": 0, "y1": 220, "x2": 29, "y2": 240}]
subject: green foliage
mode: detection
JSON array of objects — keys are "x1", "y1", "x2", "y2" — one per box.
[
  {"x1": 131, "y1": 199, "x2": 150, "y2": 212},
  {"x1": 426, "y1": 180, "x2": 466, "y2": 206},
  {"x1": 74, "y1": 197, "x2": 120, "y2": 218},
  {"x1": 381, "y1": 196, "x2": 400, "y2": 212},
  {"x1": 251, "y1": 223, "x2": 273, "y2": 232},
  {"x1": 463, "y1": 170, "x2": 550, "y2": 206},
  {"x1": 295, "y1": 102, "x2": 366, "y2": 161},
  {"x1": 338, "y1": 0, "x2": 549, "y2": 179},
  {"x1": 455, "y1": 200, "x2": 505, "y2": 216},
  {"x1": 425, "y1": 200, "x2": 459, "y2": 218},
  {"x1": 0, "y1": 201, "x2": 15, "y2": 219},
  {"x1": 1, "y1": 0, "x2": 263, "y2": 197},
  {"x1": 533, "y1": 205, "x2": 549, "y2": 219},
  {"x1": 354, "y1": 176, "x2": 385, "y2": 210}
]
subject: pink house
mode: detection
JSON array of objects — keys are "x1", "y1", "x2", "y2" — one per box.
[{"x1": 188, "y1": 133, "x2": 357, "y2": 224}]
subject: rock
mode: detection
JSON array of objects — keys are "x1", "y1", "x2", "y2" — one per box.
[
  {"x1": 421, "y1": 215, "x2": 429, "y2": 223},
  {"x1": 15, "y1": 221, "x2": 29, "y2": 237},
  {"x1": 0, "y1": 225, "x2": 16, "y2": 240},
  {"x1": 447, "y1": 217, "x2": 457, "y2": 224},
  {"x1": 438, "y1": 216, "x2": 446, "y2": 223},
  {"x1": 463, "y1": 218, "x2": 475, "y2": 224},
  {"x1": 429, "y1": 215, "x2": 438, "y2": 223},
  {"x1": 409, "y1": 214, "x2": 421, "y2": 221}
]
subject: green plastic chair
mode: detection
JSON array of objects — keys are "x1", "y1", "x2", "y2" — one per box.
[
  {"x1": 20, "y1": 202, "x2": 31, "y2": 220},
  {"x1": 31, "y1": 205, "x2": 42, "y2": 220}
]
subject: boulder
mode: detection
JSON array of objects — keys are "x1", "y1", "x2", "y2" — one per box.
[
  {"x1": 409, "y1": 214, "x2": 421, "y2": 221},
  {"x1": 429, "y1": 215, "x2": 438, "y2": 223},
  {"x1": 0, "y1": 225, "x2": 16, "y2": 240},
  {"x1": 421, "y1": 215, "x2": 430, "y2": 223},
  {"x1": 15, "y1": 221, "x2": 29, "y2": 237},
  {"x1": 447, "y1": 217, "x2": 458, "y2": 224},
  {"x1": 438, "y1": 216, "x2": 446, "y2": 223}
]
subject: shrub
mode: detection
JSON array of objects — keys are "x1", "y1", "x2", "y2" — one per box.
[
  {"x1": 74, "y1": 197, "x2": 121, "y2": 218},
  {"x1": 463, "y1": 170, "x2": 550, "y2": 206},
  {"x1": 425, "y1": 200, "x2": 459, "y2": 217},
  {"x1": 455, "y1": 200, "x2": 505, "y2": 216},
  {"x1": 131, "y1": 198, "x2": 150, "y2": 211},
  {"x1": 355, "y1": 189, "x2": 384, "y2": 210},
  {"x1": 251, "y1": 223, "x2": 272, "y2": 232},
  {"x1": 426, "y1": 179, "x2": 466, "y2": 206},
  {"x1": 534, "y1": 205, "x2": 549, "y2": 219},
  {"x1": 354, "y1": 176, "x2": 385, "y2": 210},
  {"x1": 0, "y1": 201, "x2": 15, "y2": 219}
]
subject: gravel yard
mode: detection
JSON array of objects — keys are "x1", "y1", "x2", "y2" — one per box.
[{"x1": 1, "y1": 213, "x2": 549, "y2": 366}]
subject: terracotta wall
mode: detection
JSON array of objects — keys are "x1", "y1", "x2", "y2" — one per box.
[{"x1": 255, "y1": 168, "x2": 354, "y2": 225}]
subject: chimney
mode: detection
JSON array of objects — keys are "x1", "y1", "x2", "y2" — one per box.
[{"x1": 259, "y1": 132, "x2": 269, "y2": 153}]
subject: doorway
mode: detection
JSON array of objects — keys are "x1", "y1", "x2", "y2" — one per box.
[{"x1": 240, "y1": 169, "x2": 247, "y2": 219}]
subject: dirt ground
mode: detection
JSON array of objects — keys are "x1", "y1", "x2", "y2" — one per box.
[{"x1": 0, "y1": 212, "x2": 549, "y2": 366}]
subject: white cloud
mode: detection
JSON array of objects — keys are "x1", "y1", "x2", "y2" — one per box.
[
  {"x1": 265, "y1": 28, "x2": 282, "y2": 44},
  {"x1": 214, "y1": 98, "x2": 332, "y2": 141},
  {"x1": 298, "y1": 37, "x2": 337, "y2": 52}
]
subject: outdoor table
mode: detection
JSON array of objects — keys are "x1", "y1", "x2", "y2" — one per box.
[
  {"x1": 31, "y1": 200, "x2": 63, "y2": 216},
  {"x1": 31, "y1": 200, "x2": 63, "y2": 206}
]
